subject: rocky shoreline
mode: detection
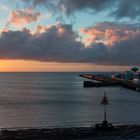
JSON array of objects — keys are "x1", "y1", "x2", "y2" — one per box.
[{"x1": 0, "y1": 125, "x2": 140, "y2": 140}]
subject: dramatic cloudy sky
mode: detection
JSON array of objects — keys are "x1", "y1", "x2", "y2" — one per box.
[{"x1": 0, "y1": 0, "x2": 140, "y2": 71}]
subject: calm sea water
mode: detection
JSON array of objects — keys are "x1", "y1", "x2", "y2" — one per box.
[{"x1": 0, "y1": 72, "x2": 140, "y2": 128}]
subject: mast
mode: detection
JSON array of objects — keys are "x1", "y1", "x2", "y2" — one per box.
[
  {"x1": 95, "y1": 92, "x2": 113, "y2": 130},
  {"x1": 101, "y1": 92, "x2": 109, "y2": 122}
]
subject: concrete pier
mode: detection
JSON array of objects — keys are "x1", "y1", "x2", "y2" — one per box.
[
  {"x1": 80, "y1": 74, "x2": 140, "y2": 91},
  {"x1": 84, "y1": 81, "x2": 120, "y2": 88}
]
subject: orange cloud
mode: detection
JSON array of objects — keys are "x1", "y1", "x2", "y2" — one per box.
[
  {"x1": 2, "y1": 27, "x2": 9, "y2": 32},
  {"x1": 9, "y1": 8, "x2": 40, "y2": 27},
  {"x1": 35, "y1": 24, "x2": 67, "y2": 35},
  {"x1": 58, "y1": 26, "x2": 65, "y2": 34},
  {"x1": 80, "y1": 22, "x2": 140, "y2": 46},
  {"x1": 35, "y1": 25, "x2": 52, "y2": 34}
]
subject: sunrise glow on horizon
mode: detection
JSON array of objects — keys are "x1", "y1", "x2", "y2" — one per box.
[{"x1": 0, "y1": 60, "x2": 131, "y2": 72}]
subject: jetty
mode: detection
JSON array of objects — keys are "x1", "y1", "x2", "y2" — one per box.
[{"x1": 80, "y1": 67, "x2": 140, "y2": 91}]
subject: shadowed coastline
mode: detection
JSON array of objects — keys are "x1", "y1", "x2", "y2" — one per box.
[{"x1": 0, "y1": 125, "x2": 140, "y2": 140}]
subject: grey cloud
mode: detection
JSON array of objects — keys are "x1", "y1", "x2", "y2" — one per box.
[
  {"x1": 58, "y1": 0, "x2": 114, "y2": 15},
  {"x1": 81, "y1": 22, "x2": 140, "y2": 65},
  {"x1": 0, "y1": 23, "x2": 140, "y2": 66},
  {"x1": 24, "y1": 0, "x2": 115, "y2": 15},
  {"x1": 22, "y1": 0, "x2": 58, "y2": 11},
  {"x1": 22, "y1": 0, "x2": 140, "y2": 19},
  {"x1": 113, "y1": 0, "x2": 140, "y2": 19},
  {"x1": 83, "y1": 39, "x2": 140, "y2": 66},
  {"x1": 0, "y1": 24, "x2": 83, "y2": 62}
]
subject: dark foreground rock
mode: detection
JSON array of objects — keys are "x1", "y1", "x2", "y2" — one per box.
[{"x1": 0, "y1": 125, "x2": 140, "y2": 140}]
